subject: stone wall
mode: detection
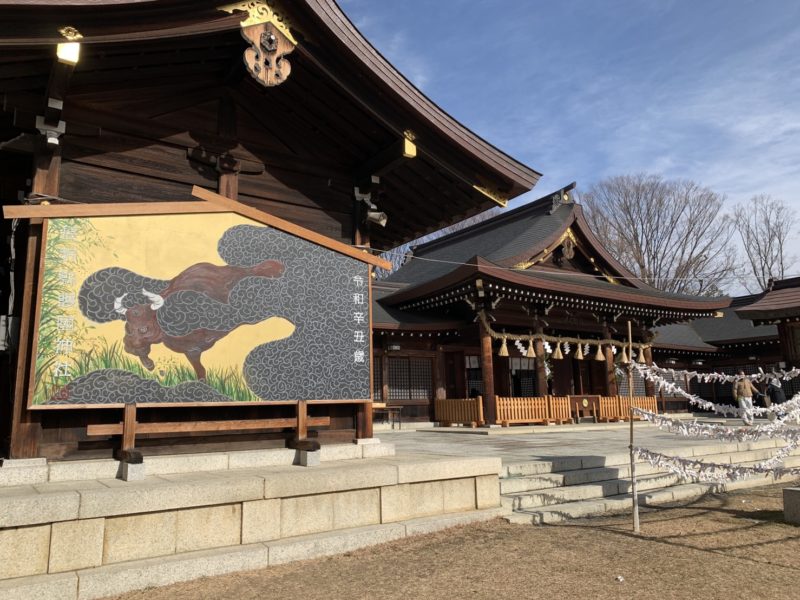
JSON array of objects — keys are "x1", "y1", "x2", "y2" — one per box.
[{"x1": 0, "y1": 454, "x2": 502, "y2": 598}]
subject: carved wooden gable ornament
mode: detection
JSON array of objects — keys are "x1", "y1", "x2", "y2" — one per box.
[{"x1": 220, "y1": 1, "x2": 297, "y2": 87}]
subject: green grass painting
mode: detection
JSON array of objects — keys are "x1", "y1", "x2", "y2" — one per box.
[{"x1": 32, "y1": 218, "x2": 260, "y2": 404}]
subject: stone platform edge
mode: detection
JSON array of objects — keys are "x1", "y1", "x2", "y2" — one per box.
[
  {"x1": 0, "y1": 440, "x2": 395, "y2": 488},
  {"x1": 0, "y1": 454, "x2": 502, "y2": 587}
]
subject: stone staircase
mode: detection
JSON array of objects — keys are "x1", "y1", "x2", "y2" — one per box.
[{"x1": 502, "y1": 439, "x2": 800, "y2": 525}]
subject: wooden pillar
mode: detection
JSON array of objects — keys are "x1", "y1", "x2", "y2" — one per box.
[
  {"x1": 434, "y1": 346, "x2": 446, "y2": 401},
  {"x1": 381, "y1": 353, "x2": 389, "y2": 402},
  {"x1": 643, "y1": 346, "x2": 655, "y2": 397},
  {"x1": 603, "y1": 325, "x2": 618, "y2": 396},
  {"x1": 9, "y1": 140, "x2": 59, "y2": 458},
  {"x1": 534, "y1": 324, "x2": 547, "y2": 396},
  {"x1": 217, "y1": 94, "x2": 239, "y2": 200},
  {"x1": 479, "y1": 319, "x2": 497, "y2": 424},
  {"x1": 9, "y1": 226, "x2": 42, "y2": 458}
]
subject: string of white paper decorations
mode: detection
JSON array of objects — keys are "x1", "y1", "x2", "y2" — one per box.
[{"x1": 630, "y1": 362, "x2": 800, "y2": 484}]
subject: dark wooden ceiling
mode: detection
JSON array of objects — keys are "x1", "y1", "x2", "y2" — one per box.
[{"x1": 0, "y1": 1, "x2": 541, "y2": 248}]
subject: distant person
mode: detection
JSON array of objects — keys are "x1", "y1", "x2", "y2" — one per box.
[
  {"x1": 734, "y1": 370, "x2": 760, "y2": 425},
  {"x1": 765, "y1": 376, "x2": 787, "y2": 422}
]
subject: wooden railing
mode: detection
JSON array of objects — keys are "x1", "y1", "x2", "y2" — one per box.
[
  {"x1": 620, "y1": 395, "x2": 658, "y2": 417},
  {"x1": 434, "y1": 397, "x2": 485, "y2": 427},
  {"x1": 597, "y1": 396, "x2": 623, "y2": 422},
  {"x1": 435, "y1": 395, "x2": 658, "y2": 427},
  {"x1": 548, "y1": 396, "x2": 572, "y2": 424},
  {"x1": 496, "y1": 396, "x2": 573, "y2": 426},
  {"x1": 597, "y1": 396, "x2": 659, "y2": 422},
  {"x1": 496, "y1": 396, "x2": 548, "y2": 425}
]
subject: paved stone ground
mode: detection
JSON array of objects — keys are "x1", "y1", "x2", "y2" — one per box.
[{"x1": 378, "y1": 421, "x2": 752, "y2": 464}]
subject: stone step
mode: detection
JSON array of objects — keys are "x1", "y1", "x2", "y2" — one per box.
[
  {"x1": 501, "y1": 446, "x2": 800, "y2": 498},
  {"x1": 499, "y1": 473, "x2": 565, "y2": 494},
  {"x1": 501, "y1": 443, "x2": 799, "y2": 482},
  {"x1": 511, "y1": 472, "x2": 681, "y2": 510},
  {"x1": 507, "y1": 463, "x2": 800, "y2": 525}
]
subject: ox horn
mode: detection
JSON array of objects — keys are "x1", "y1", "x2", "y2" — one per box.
[
  {"x1": 113, "y1": 293, "x2": 128, "y2": 315},
  {"x1": 141, "y1": 288, "x2": 164, "y2": 310}
]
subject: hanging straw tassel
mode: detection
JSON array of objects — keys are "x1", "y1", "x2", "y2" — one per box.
[
  {"x1": 637, "y1": 346, "x2": 647, "y2": 363},
  {"x1": 498, "y1": 336, "x2": 509, "y2": 357},
  {"x1": 575, "y1": 343, "x2": 584, "y2": 360},
  {"x1": 619, "y1": 346, "x2": 629, "y2": 364},
  {"x1": 526, "y1": 337, "x2": 536, "y2": 358},
  {"x1": 594, "y1": 343, "x2": 605, "y2": 361},
  {"x1": 553, "y1": 341, "x2": 564, "y2": 360}
]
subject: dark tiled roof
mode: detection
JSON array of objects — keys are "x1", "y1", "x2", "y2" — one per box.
[
  {"x1": 386, "y1": 194, "x2": 573, "y2": 286},
  {"x1": 653, "y1": 296, "x2": 778, "y2": 351},
  {"x1": 735, "y1": 279, "x2": 800, "y2": 321},
  {"x1": 372, "y1": 282, "x2": 460, "y2": 328},
  {"x1": 652, "y1": 323, "x2": 717, "y2": 350}
]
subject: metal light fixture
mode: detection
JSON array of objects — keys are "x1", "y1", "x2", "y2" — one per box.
[
  {"x1": 366, "y1": 210, "x2": 388, "y2": 227},
  {"x1": 354, "y1": 183, "x2": 389, "y2": 228}
]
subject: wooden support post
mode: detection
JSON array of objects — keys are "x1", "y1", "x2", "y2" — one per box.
[
  {"x1": 356, "y1": 402, "x2": 373, "y2": 439},
  {"x1": 121, "y1": 403, "x2": 137, "y2": 452},
  {"x1": 9, "y1": 137, "x2": 61, "y2": 458},
  {"x1": 628, "y1": 321, "x2": 640, "y2": 534},
  {"x1": 534, "y1": 324, "x2": 547, "y2": 396},
  {"x1": 217, "y1": 95, "x2": 239, "y2": 200},
  {"x1": 296, "y1": 399, "x2": 308, "y2": 441},
  {"x1": 604, "y1": 344, "x2": 618, "y2": 397},
  {"x1": 381, "y1": 354, "x2": 389, "y2": 402},
  {"x1": 479, "y1": 319, "x2": 497, "y2": 425},
  {"x1": 9, "y1": 226, "x2": 42, "y2": 458},
  {"x1": 287, "y1": 400, "x2": 320, "y2": 451},
  {"x1": 642, "y1": 332, "x2": 656, "y2": 397},
  {"x1": 114, "y1": 403, "x2": 142, "y2": 464}
]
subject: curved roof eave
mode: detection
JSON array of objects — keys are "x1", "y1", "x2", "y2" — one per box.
[
  {"x1": 383, "y1": 255, "x2": 731, "y2": 314},
  {"x1": 0, "y1": 1, "x2": 541, "y2": 199},
  {"x1": 303, "y1": 0, "x2": 541, "y2": 195}
]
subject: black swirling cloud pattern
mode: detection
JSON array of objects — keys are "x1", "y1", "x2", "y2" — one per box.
[
  {"x1": 63, "y1": 224, "x2": 369, "y2": 404},
  {"x1": 219, "y1": 225, "x2": 369, "y2": 400}
]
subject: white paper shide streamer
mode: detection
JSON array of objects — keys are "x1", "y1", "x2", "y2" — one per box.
[{"x1": 632, "y1": 363, "x2": 800, "y2": 484}]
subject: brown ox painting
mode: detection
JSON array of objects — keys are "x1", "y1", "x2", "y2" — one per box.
[{"x1": 30, "y1": 213, "x2": 371, "y2": 407}]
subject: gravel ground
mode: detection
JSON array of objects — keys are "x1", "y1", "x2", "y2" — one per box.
[{"x1": 110, "y1": 482, "x2": 800, "y2": 600}]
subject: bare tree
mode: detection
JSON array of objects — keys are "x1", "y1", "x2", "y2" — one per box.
[
  {"x1": 732, "y1": 195, "x2": 797, "y2": 293},
  {"x1": 375, "y1": 207, "x2": 503, "y2": 279},
  {"x1": 580, "y1": 174, "x2": 737, "y2": 296}
]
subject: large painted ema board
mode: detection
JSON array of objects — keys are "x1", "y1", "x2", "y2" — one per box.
[{"x1": 29, "y1": 212, "x2": 371, "y2": 407}]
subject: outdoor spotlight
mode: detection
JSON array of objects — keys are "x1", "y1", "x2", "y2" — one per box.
[
  {"x1": 56, "y1": 42, "x2": 81, "y2": 65},
  {"x1": 366, "y1": 210, "x2": 388, "y2": 227}
]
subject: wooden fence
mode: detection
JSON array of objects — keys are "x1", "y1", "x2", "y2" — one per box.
[
  {"x1": 496, "y1": 396, "x2": 573, "y2": 426},
  {"x1": 434, "y1": 395, "x2": 657, "y2": 427},
  {"x1": 598, "y1": 396, "x2": 659, "y2": 422},
  {"x1": 549, "y1": 396, "x2": 572, "y2": 424},
  {"x1": 434, "y1": 397, "x2": 485, "y2": 427}
]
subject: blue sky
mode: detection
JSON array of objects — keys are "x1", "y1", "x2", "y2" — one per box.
[{"x1": 340, "y1": 0, "x2": 800, "y2": 239}]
